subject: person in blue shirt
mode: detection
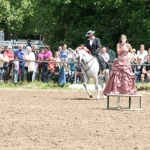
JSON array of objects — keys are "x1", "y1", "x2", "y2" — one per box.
[{"x1": 14, "y1": 44, "x2": 25, "y2": 82}]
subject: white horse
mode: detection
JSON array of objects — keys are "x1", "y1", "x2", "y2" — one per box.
[{"x1": 72, "y1": 50, "x2": 106, "y2": 100}]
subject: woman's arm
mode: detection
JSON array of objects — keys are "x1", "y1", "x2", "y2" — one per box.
[{"x1": 117, "y1": 43, "x2": 122, "y2": 55}]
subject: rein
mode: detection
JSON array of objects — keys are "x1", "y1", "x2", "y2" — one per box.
[{"x1": 76, "y1": 51, "x2": 95, "y2": 78}]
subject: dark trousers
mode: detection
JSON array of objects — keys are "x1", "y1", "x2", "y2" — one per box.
[
  {"x1": 43, "y1": 70, "x2": 54, "y2": 83},
  {"x1": 38, "y1": 66, "x2": 42, "y2": 81},
  {"x1": 25, "y1": 67, "x2": 33, "y2": 82},
  {"x1": 96, "y1": 55, "x2": 108, "y2": 70},
  {"x1": 4, "y1": 63, "x2": 12, "y2": 81},
  {"x1": 18, "y1": 65, "x2": 25, "y2": 82},
  {"x1": 41, "y1": 64, "x2": 48, "y2": 82}
]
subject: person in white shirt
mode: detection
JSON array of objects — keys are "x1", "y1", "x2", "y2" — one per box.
[
  {"x1": 24, "y1": 46, "x2": 35, "y2": 82},
  {"x1": 137, "y1": 44, "x2": 148, "y2": 63},
  {"x1": 0, "y1": 50, "x2": 9, "y2": 83},
  {"x1": 100, "y1": 46, "x2": 110, "y2": 83}
]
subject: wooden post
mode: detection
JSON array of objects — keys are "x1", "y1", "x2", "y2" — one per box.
[
  {"x1": 129, "y1": 97, "x2": 131, "y2": 108},
  {"x1": 107, "y1": 96, "x2": 109, "y2": 109}
]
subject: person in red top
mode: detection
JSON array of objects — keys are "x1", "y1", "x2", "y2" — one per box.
[
  {"x1": 76, "y1": 44, "x2": 91, "y2": 54},
  {"x1": 5, "y1": 46, "x2": 14, "y2": 83},
  {"x1": 43, "y1": 57, "x2": 56, "y2": 83}
]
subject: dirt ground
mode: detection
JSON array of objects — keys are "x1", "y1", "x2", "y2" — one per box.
[{"x1": 0, "y1": 89, "x2": 150, "y2": 150}]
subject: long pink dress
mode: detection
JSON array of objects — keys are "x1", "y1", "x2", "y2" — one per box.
[{"x1": 103, "y1": 45, "x2": 137, "y2": 95}]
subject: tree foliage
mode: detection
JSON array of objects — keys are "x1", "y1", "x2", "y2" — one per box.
[{"x1": 0, "y1": 0, "x2": 150, "y2": 51}]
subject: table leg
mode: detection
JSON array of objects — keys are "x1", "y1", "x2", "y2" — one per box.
[
  {"x1": 117, "y1": 96, "x2": 120, "y2": 109},
  {"x1": 129, "y1": 97, "x2": 131, "y2": 109},
  {"x1": 107, "y1": 96, "x2": 109, "y2": 109}
]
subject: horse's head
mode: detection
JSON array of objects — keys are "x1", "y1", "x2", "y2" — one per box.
[{"x1": 72, "y1": 50, "x2": 86, "y2": 66}]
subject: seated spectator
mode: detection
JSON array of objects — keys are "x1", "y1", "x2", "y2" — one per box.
[
  {"x1": 134, "y1": 56, "x2": 143, "y2": 82},
  {"x1": 141, "y1": 55, "x2": 150, "y2": 83},
  {"x1": 43, "y1": 57, "x2": 56, "y2": 83}
]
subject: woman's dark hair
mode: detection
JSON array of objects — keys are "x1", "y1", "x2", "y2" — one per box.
[
  {"x1": 118, "y1": 34, "x2": 129, "y2": 43},
  {"x1": 39, "y1": 48, "x2": 44, "y2": 53},
  {"x1": 45, "y1": 45, "x2": 51, "y2": 50}
]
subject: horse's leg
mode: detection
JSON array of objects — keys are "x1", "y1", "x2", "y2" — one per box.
[
  {"x1": 93, "y1": 75, "x2": 100, "y2": 100},
  {"x1": 83, "y1": 76, "x2": 92, "y2": 98}
]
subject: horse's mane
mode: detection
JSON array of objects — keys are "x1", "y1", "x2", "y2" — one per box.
[{"x1": 78, "y1": 50, "x2": 91, "y2": 57}]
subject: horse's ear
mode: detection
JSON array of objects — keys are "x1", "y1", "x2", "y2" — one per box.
[{"x1": 80, "y1": 54, "x2": 86, "y2": 63}]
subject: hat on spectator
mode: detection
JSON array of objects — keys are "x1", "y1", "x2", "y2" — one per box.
[
  {"x1": 7, "y1": 45, "x2": 12, "y2": 49},
  {"x1": 85, "y1": 30, "x2": 95, "y2": 37},
  {"x1": 68, "y1": 48, "x2": 73, "y2": 52}
]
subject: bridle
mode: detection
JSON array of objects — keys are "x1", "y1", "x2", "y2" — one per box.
[{"x1": 75, "y1": 50, "x2": 95, "y2": 78}]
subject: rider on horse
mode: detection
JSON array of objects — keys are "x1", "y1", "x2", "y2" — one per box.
[{"x1": 85, "y1": 30, "x2": 107, "y2": 73}]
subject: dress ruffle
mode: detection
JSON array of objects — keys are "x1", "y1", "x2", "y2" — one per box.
[{"x1": 103, "y1": 55, "x2": 137, "y2": 95}]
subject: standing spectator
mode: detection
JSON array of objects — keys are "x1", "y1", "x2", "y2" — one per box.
[
  {"x1": 0, "y1": 50, "x2": 9, "y2": 83},
  {"x1": 54, "y1": 52, "x2": 61, "y2": 73},
  {"x1": 41, "y1": 45, "x2": 53, "y2": 82},
  {"x1": 131, "y1": 48, "x2": 137, "y2": 72},
  {"x1": 137, "y1": 44, "x2": 148, "y2": 63},
  {"x1": 26, "y1": 39, "x2": 32, "y2": 47},
  {"x1": 24, "y1": 46, "x2": 35, "y2": 82},
  {"x1": 141, "y1": 55, "x2": 150, "y2": 83},
  {"x1": 100, "y1": 47, "x2": 110, "y2": 63},
  {"x1": 134, "y1": 56, "x2": 143, "y2": 82},
  {"x1": 43, "y1": 57, "x2": 56, "y2": 83},
  {"x1": 67, "y1": 48, "x2": 73, "y2": 60},
  {"x1": 38, "y1": 48, "x2": 44, "y2": 81},
  {"x1": 5, "y1": 46, "x2": 14, "y2": 83},
  {"x1": 60, "y1": 44, "x2": 69, "y2": 62},
  {"x1": 105, "y1": 44, "x2": 116, "y2": 63},
  {"x1": 144, "y1": 48, "x2": 150, "y2": 62},
  {"x1": 56, "y1": 46, "x2": 62, "y2": 57},
  {"x1": 67, "y1": 58, "x2": 75, "y2": 84},
  {"x1": 13, "y1": 56, "x2": 19, "y2": 83},
  {"x1": 32, "y1": 45, "x2": 39, "y2": 82},
  {"x1": 76, "y1": 44, "x2": 91, "y2": 54},
  {"x1": 15, "y1": 44, "x2": 25, "y2": 82}
]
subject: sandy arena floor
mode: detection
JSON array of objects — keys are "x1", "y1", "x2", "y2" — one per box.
[{"x1": 0, "y1": 89, "x2": 150, "y2": 150}]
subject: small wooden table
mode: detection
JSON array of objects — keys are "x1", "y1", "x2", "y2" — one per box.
[{"x1": 106, "y1": 94, "x2": 143, "y2": 110}]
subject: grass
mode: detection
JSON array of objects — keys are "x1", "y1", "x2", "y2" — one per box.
[
  {"x1": 0, "y1": 80, "x2": 150, "y2": 93},
  {"x1": 0, "y1": 80, "x2": 71, "y2": 90}
]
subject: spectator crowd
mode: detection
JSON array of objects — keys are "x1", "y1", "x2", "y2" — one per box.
[{"x1": 0, "y1": 42, "x2": 150, "y2": 85}]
